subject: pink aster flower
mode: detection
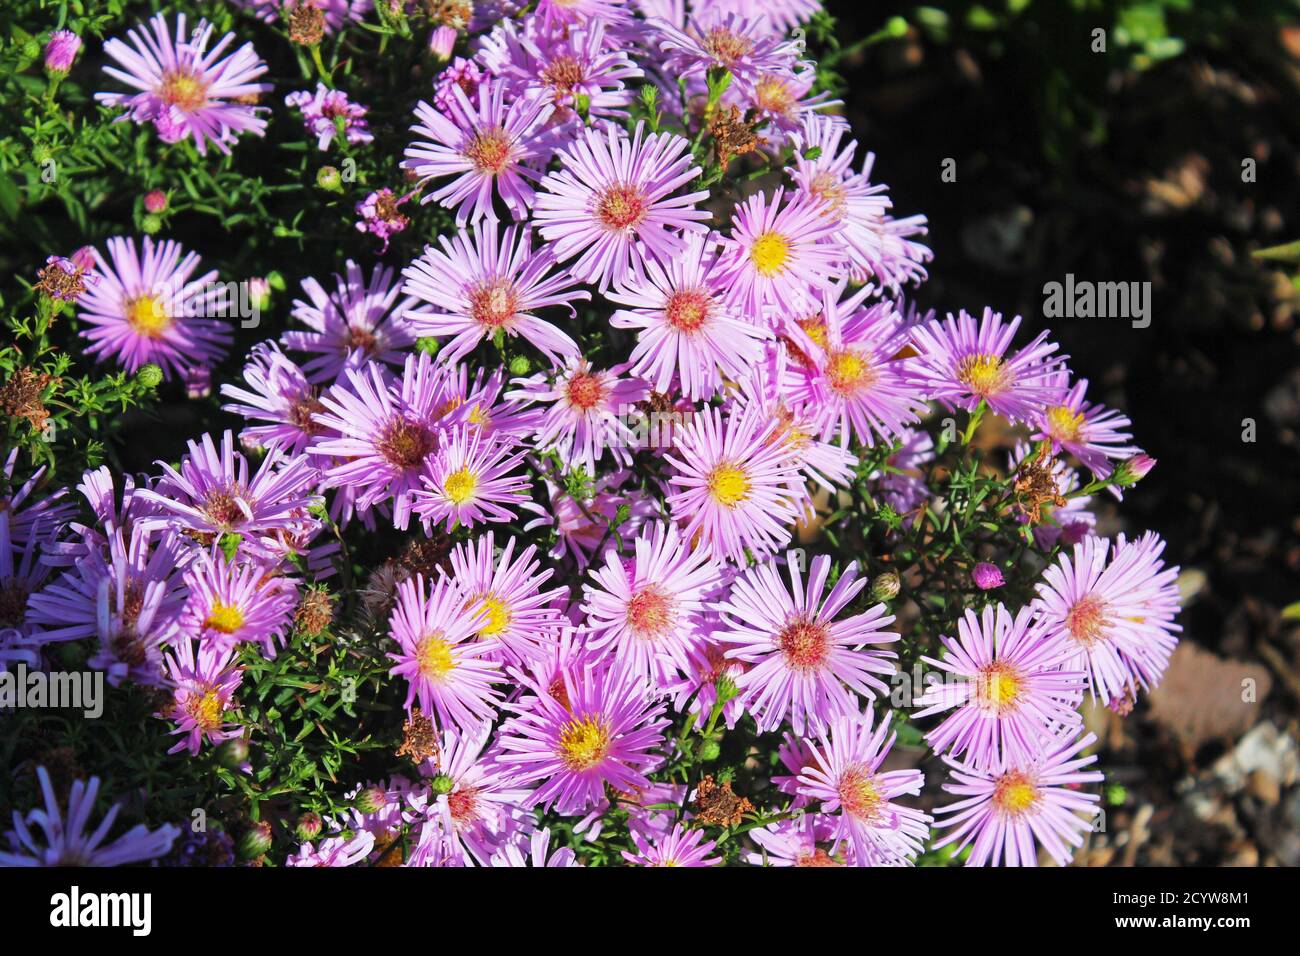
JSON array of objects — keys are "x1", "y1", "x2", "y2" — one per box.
[
  {"x1": 76, "y1": 236, "x2": 233, "y2": 380},
  {"x1": 179, "y1": 547, "x2": 298, "y2": 656},
  {"x1": 490, "y1": 827, "x2": 579, "y2": 867},
  {"x1": 622, "y1": 823, "x2": 720, "y2": 867},
  {"x1": 405, "y1": 79, "x2": 555, "y2": 225},
  {"x1": 400, "y1": 221, "x2": 588, "y2": 366},
  {"x1": 932, "y1": 730, "x2": 1104, "y2": 867},
  {"x1": 971, "y1": 562, "x2": 1005, "y2": 590},
  {"x1": 387, "y1": 573, "x2": 504, "y2": 734},
  {"x1": 509, "y1": 358, "x2": 649, "y2": 476},
  {"x1": 716, "y1": 186, "x2": 844, "y2": 319},
  {"x1": 96, "y1": 13, "x2": 270, "y2": 155},
  {"x1": 1032, "y1": 532, "x2": 1182, "y2": 705},
  {"x1": 746, "y1": 814, "x2": 843, "y2": 867},
  {"x1": 433, "y1": 56, "x2": 485, "y2": 112},
  {"x1": 781, "y1": 285, "x2": 929, "y2": 448},
  {"x1": 159, "y1": 638, "x2": 244, "y2": 755},
  {"x1": 309, "y1": 353, "x2": 461, "y2": 530},
  {"x1": 221, "y1": 342, "x2": 329, "y2": 456},
  {"x1": 413, "y1": 426, "x2": 531, "y2": 533},
  {"x1": 0, "y1": 767, "x2": 179, "y2": 867},
  {"x1": 664, "y1": 401, "x2": 802, "y2": 563},
  {"x1": 914, "y1": 604, "x2": 1086, "y2": 772},
  {"x1": 283, "y1": 260, "x2": 419, "y2": 384},
  {"x1": 447, "y1": 532, "x2": 567, "y2": 665},
  {"x1": 497, "y1": 657, "x2": 670, "y2": 814},
  {"x1": 607, "y1": 231, "x2": 770, "y2": 400},
  {"x1": 908, "y1": 308, "x2": 1067, "y2": 425},
  {"x1": 714, "y1": 0, "x2": 824, "y2": 34},
  {"x1": 480, "y1": 17, "x2": 643, "y2": 124},
  {"x1": 285, "y1": 83, "x2": 373, "y2": 150},
  {"x1": 795, "y1": 710, "x2": 930, "y2": 866},
  {"x1": 286, "y1": 831, "x2": 376, "y2": 868},
  {"x1": 654, "y1": 12, "x2": 799, "y2": 85},
  {"x1": 138, "y1": 430, "x2": 320, "y2": 556},
  {"x1": 535, "y1": 0, "x2": 631, "y2": 29},
  {"x1": 520, "y1": 467, "x2": 657, "y2": 567},
  {"x1": 232, "y1": 0, "x2": 373, "y2": 31},
  {"x1": 44, "y1": 31, "x2": 82, "y2": 75},
  {"x1": 581, "y1": 521, "x2": 722, "y2": 684},
  {"x1": 717, "y1": 554, "x2": 899, "y2": 734},
  {"x1": 534, "y1": 122, "x2": 710, "y2": 291},
  {"x1": 1032, "y1": 375, "x2": 1139, "y2": 483},
  {"x1": 354, "y1": 188, "x2": 413, "y2": 254},
  {"x1": 789, "y1": 115, "x2": 932, "y2": 290}
]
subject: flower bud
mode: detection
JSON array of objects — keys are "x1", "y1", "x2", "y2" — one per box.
[
  {"x1": 143, "y1": 190, "x2": 168, "y2": 214},
  {"x1": 715, "y1": 674, "x2": 740, "y2": 704},
  {"x1": 238, "y1": 821, "x2": 273, "y2": 860},
  {"x1": 316, "y1": 165, "x2": 344, "y2": 193},
  {"x1": 869, "y1": 571, "x2": 901, "y2": 603},
  {"x1": 215, "y1": 737, "x2": 249, "y2": 769},
  {"x1": 44, "y1": 31, "x2": 81, "y2": 76},
  {"x1": 430, "y1": 773, "x2": 455, "y2": 795},
  {"x1": 429, "y1": 25, "x2": 457, "y2": 61},
  {"x1": 1112, "y1": 454, "x2": 1155, "y2": 488},
  {"x1": 971, "y1": 562, "x2": 1005, "y2": 590},
  {"x1": 294, "y1": 812, "x2": 322, "y2": 841},
  {"x1": 507, "y1": 354, "x2": 531, "y2": 376},
  {"x1": 698, "y1": 739, "x2": 721, "y2": 762},
  {"x1": 353, "y1": 784, "x2": 386, "y2": 814},
  {"x1": 416, "y1": 336, "x2": 441, "y2": 356},
  {"x1": 141, "y1": 213, "x2": 163, "y2": 235}
]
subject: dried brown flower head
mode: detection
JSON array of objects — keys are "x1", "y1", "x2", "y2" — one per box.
[
  {"x1": 1013, "y1": 442, "x2": 1066, "y2": 524},
  {"x1": 288, "y1": 1, "x2": 327, "y2": 46},
  {"x1": 693, "y1": 774, "x2": 753, "y2": 827},
  {"x1": 708, "y1": 105, "x2": 764, "y2": 168},
  {"x1": 1, "y1": 367, "x2": 58, "y2": 432},
  {"x1": 294, "y1": 586, "x2": 335, "y2": 636},
  {"x1": 397, "y1": 708, "x2": 440, "y2": 764}
]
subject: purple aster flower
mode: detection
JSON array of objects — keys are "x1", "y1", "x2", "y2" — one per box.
[
  {"x1": 581, "y1": 521, "x2": 722, "y2": 684},
  {"x1": 0, "y1": 451, "x2": 75, "y2": 551},
  {"x1": 716, "y1": 555, "x2": 899, "y2": 735},
  {"x1": 497, "y1": 657, "x2": 670, "y2": 814},
  {"x1": 622, "y1": 823, "x2": 720, "y2": 867},
  {"x1": 868, "y1": 425, "x2": 934, "y2": 521},
  {"x1": 432, "y1": 56, "x2": 485, "y2": 112},
  {"x1": 932, "y1": 730, "x2": 1104, "y2": 867},
  {"x1": 405, "y1": 79, "x2": 555, "y2": 225},
  {"x1": 401, "y1": 221, "x2": 588, "y2": 366},
  {"x1": 533, "y1": 122, "x2": 710, "y2": 291},
  {"x1": 354, "y1": 188, "x2": 413, "y2": 254},
  {"x1": 972, "y1": 562, "x2": 1005, "y2": 590},
  {"x1": 663, "y1": 633, "x2": 749, "y2": 731},
  {"x1": 26, "y1": 525, "x2": 188, "y2": 686},
  {"x1": 1032, "y1": 532, "x2": 1181, "y2": 705},
  {"x1": 716, "y1": 186, "x2": 844, "y2": 319},
  {"x1": 76, "y1": 236, "x2": 233, "y2": 380},
  {"x1": 664, "y1": 401, "x2": 802, "y2": 563},
  {"x1": 446, "y1": 532, "x2": 567, "y2": 665},
  {"x1": 283, "y1": 260, "x2": 419, "y2": 384},
  {"x1": 653, "y1": 12, "x2": 799, "y2": 85},
  {"x1": 159, "y1": 638, "x2": 244, "y2": 755},
  {"x1": 285, "y1": 83, "x2": 373, "y2": 150},
  {"x1": 781, "y1": 285, "x2": 929, "y2": 449},
  {"x1": 479, "y1": 17, "x2": 643, "y2": 124},
  {"x1": 1, "y1": 767, "x2": 179, "y2": 866},
  {"x1": 746, "y1": 814, "x2": 843, "y2": 867},
  {"x1": 739, "y1": 63, "x2": 839, "y2": 143},
  {"x1": 387, "y1": 573, "x2": 504, "y2": 734},
  {"x1": 413, "y1": 728, "x2": 534, "y2": 865},
  {"x1": 607, "y1": 231, "x2": 770, "y2": 401},
  {"x1": 714, "y1": 0, "x2": 824, "y2": 34},
  {"x1": 535, "y1": 0, "x2": 631, "y2": 28},
  {"x1": 96, "y1": 13, "x2": 271, "y2": 155},
  {"x1": 914, "y1": 604, "x2": 1087, "y2": 772},
  {"x1": 0, "y1": 514, "x2": 57, "y2": 642},
  {"x1": 44, "y1": 30, "x2": 82, "y2": 75},
  {"x1": 789, "y1": 115, "x2": 932, "y2": 290},
  {"x1": 221, "y1": 342, "x2": 330, "y2": 456},
  {"x1": 286, "y1": 831, "x2": 375, "y2": 867},
  {"x1": 509, "y1": 358, "x2": 648, "y2": 476},
  {"x1": 413, "y1": 426, "x2": 531, "y2": 533},
  {"x1": 232, "y1": 0, "x2": 373, "y2": 31},
  {"x1": 309, "y1": 354, "x2": 460, "y2": 530},
  {"x1": 795, "y1": 710, "x2": 931, "y2": 866},
  {"x1": 909, "y1": 308, "x2": 1068, "y2": 426},
  {"x1": 490, "y1": 827, "x2": 580, "y2": 867},
  {"x1": 1032, "y1": 375, "x2": 1139, "y2": 483},
  {"x1": 179, "y1": 547, "x2": 298, "y2": 656},
  {"x1": 138, "y1": 430, "x2": 320, "y2": 557}
]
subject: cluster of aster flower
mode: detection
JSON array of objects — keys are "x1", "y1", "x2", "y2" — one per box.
[{"x1": 3, "y1": 0, "x2": 1183, "y2": 868}]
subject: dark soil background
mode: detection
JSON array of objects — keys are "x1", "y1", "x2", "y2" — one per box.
[{"x1": 830, "y1": 1, "x2": 1300, "y2": 864}]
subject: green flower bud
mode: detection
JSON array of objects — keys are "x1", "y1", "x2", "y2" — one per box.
[
  {"x1": 869, "y1": 571, "x2": 901, "y2": 603},
  {"x1": 215, "y1": 737, "x2": 249, "y2": 769},
  {"x1": 416, "y1": 336, "x2": 441, "y2": 356},
  {"x1": 294, "y1": 812, "x2": 323, "y2": 841},
  {"x1": 715, "y1": 674, "x2": 740, "y2": 704},
  {"x1": 1111, "y1": 454, "x2": 1156, "y2": 488},
  {"x1": 698, "y1": 739, "x2": 721, "y2": 762},
  {"x1": 316, "y1": 165, "x2": 344, "y2": 193},
  {"x1": 136, "y1": 364, "x2": 164, "y2": 389},
  {"x1": 507, "y1": 354, "x2": 531, "y2": 376},
  {"x1": 430, "y1": 773, "x2": 455, "y2": 795},
  {"x1": 354, "y1": 785, "x2": 385, "y2": 814},
  {"x1": 238, "y1": 821, "x2": 273, "y2": 860},
  {"x1": 141, "y1": 213, "x2": 163, "y2": 235}
]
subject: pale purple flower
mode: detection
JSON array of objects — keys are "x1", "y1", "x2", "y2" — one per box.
[
  {"x1": 622, "y1": 823, "x2": 720, "y2": 866},
  {"x1": 413, "y1": 426, "x2": 531, "y2": 533},
  {"x1": 159, "y1": 638, "x2": 244, "y2": 755},
  {"x1": 285, "y1": 83, "x2": 373, "y2": 150},
  {"x1": 1032, "y1": 374, "x2": 1140, "y2": 483}
]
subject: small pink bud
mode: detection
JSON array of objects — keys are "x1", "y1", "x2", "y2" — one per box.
[
  {"x1": 972, "y1": 562, "x2": 1005, "y2": 590},
  {"x1": 1113, "y1": 453, "x2": 1156, "y2": 488},
  {"x1": 144, "y1": 190, "x2": 168, "y2": 214},
  {"x1": 44, "y1": 31, "x2": 81, "y2": 75},
  {"x1": 429, "y1": 25, "x2": 457, "y2": 61}
]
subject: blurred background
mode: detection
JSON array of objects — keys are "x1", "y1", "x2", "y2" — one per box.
[{"x1": 827, "y1": 0, "x2": 1300, "y2": 865}]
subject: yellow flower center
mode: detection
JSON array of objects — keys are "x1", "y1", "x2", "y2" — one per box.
[
  {"x1": 126, "y1": 295, "x2": 171, "y2": 338},
  {"x1": 992, "y1": 770, "x2": 1040, "y2": 816},
  {"x1": 826, "y1": 348, "x2": 875, "y2": 396},
  {"x1": 956, "y1": 353, "x2": 1009, "y2": 397},
  {"x1": 558, "y1": 715, "x2": 611, "y2": 771},
  {"x1": 186, "y1": 687, "x2": 224, "y2": 731},
  {"x1": 754, "y1": 74, "x2": 796, "y2": 117},
  {"x1": 443, "y1": 467, "x2": 478, "y2": 504},
  {"x1": 475, "y1": 592, "x2": 512, "y2": 637},
  {"x1": 750, "y1": 231, "x2": 792, "y2": 277},
  {"x1": 417, "y1": 633, "x2": 456, "y2": 679},
  {"x1": 464, "y1": 126, "x2": 513, "y2": 174},
  {"x1": 626, "y1": 585, "x2": 675, "y2": 639},
  {"x1": 838, "y1": 765, "x2": 885, "y2": 823},
  {"x1": 1046, "y1": 405, "x2": 1085, "y2": 443},
  {"x1": 205, "y1": 602, "x2": 245, "y2": 634},
  {"x1": 1065, "y1": 594, "x2": 1110, "y2": 646},
  {"x1": 160, "y1": 69, "x2": 210, "y2": 111},
  {"x1": 707, "y1": 464, "x2": 750, "y2": 506},
  {"x1": 977, "y1": 662, "x2": 1023, "y2": 713}
]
